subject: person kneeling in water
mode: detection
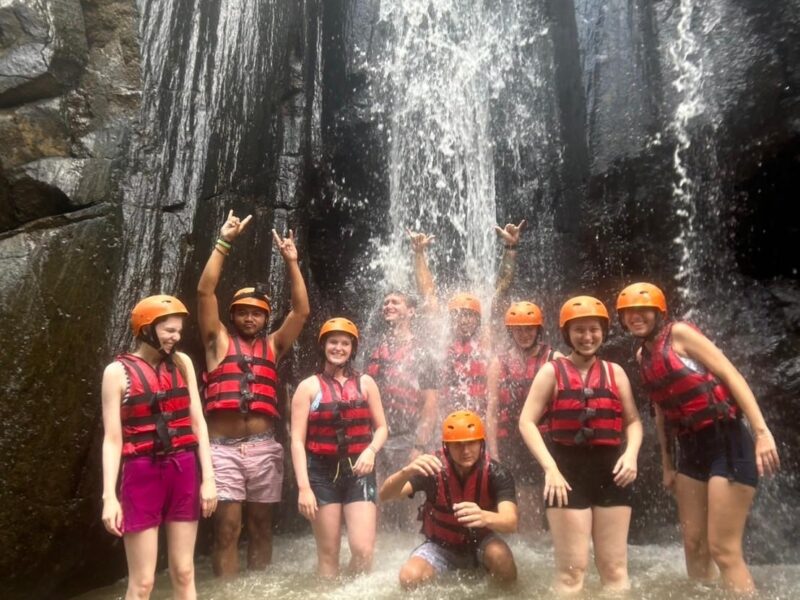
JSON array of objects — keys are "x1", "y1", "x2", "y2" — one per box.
[{"x1": 379, "y1": 411, "x2": 518, "y2": 589}]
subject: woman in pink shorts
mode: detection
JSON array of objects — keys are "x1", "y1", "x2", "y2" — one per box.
[
  {"x1": 291, "y1": 318, "x2": 388, "y2": 577},
  {"x1": 101, "y1": 295, "x2": 217, "y2": 599}
]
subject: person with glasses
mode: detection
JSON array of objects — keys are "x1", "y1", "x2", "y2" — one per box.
[
  {"x1": 519, "y1": 296, "x2": 642, "y2": 594},
  {"x1": 616, "y1": 282, "x2": 779, "y2": 593},
  {"x1": 290, "y1": 318, "x2": 388, "y2": 578},
  {"x1": 197, "y1": 210, "x2": 309, "y2": 576},
  {"x1": 101, "y1": 295, "x2": 216, "y2": 599}
]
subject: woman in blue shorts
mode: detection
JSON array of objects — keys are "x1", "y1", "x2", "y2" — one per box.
[
  {"x1": 616, "y1": 282, "x2": 780, "y2": 594},
  {"x1": 290, "y1": 318, "x2": 388, "y2": 577},
  {"x1": 101, "y1": 295, "x2": 216, "y2": 599}
]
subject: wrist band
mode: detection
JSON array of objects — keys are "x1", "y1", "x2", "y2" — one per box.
[
  {"x1": 368, "y1": 445, "x2": 379, "y2": 454},
  {"x1": 504, "y1": 244, "x2": 517, "y2": 250},
  {"x1": 216, "y1": 238, "x2": 232, "y2": 249},
  {"x1": 214, "y1": 244, "x2": 229, "y2": 257}
]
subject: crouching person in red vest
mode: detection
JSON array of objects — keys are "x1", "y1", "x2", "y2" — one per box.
[{"x1": 379, "y1": 411, "x2": 518, "y2": 589}]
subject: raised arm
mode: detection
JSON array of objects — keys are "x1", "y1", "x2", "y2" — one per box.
[
  {"x1": 197, "y1": 210, "x2": 252, "y2": 364},
  {"x1": 269, "y1": 229, "x2": 310, "y2": 360},
  {"x1": 671, "y1": 322, "x2": 780, "y2": 476},
  {"x1": 407, "y1": 230, "x2": 438, "y2": 312},
  {"x1": 493, "y1": 220, "x2": 526, "y2": 299}
]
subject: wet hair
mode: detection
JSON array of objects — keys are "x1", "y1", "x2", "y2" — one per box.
[{"x1": 383, "y1": 290, "x2": 418, "y2": 310}]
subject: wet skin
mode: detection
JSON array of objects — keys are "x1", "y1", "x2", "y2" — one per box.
[
  {"x1": 509, "y1": 325, "x2": 539, "y2": 352},
  {"x1": 231, "y1": 306, "x2": 268, "y2": 339},
  {"x1": 382, "y1": 294, "x2": 413, "y2": 326},
  {"x1": 450, "y1": 309, "x2": 480, "y2": 340},
  {"x1": 324, "y1": 332, "x2": 354, "y2": 366},
  {"x1": 446, "y1": 440, "x2": 483, "y2": 476}
]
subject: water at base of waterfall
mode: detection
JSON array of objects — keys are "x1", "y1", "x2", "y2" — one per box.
[{"x1": 73, "y1": 531, "x2": 800, "y2": 599}]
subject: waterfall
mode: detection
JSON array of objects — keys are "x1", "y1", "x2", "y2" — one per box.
[{"x1": 367, "y1": 0, "x2": 559, "y2": 313}]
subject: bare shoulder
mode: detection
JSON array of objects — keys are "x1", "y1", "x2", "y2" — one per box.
[
  {"x1": 552, "y1": 350, "x2": 566, "y2": 359},
  {"x1": 103, "y1": 360, "x2": 125, "y2": 379},
  {"x1": 296, "y1": 375, "x2": 320, "y2": 396}
]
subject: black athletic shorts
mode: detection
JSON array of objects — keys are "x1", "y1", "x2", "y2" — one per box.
[
  {"x1": 677, "y1": 419, "x2": 758, "y2": 488},
  {"x1": 547, "y1": 444, "x2": 633, "y2": 510},
  {"x1": 307, "y1": 454, "x2": 377, "y2": 505}
]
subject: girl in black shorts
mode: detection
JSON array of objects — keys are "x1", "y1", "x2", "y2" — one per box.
[
  {"x1": 617, "y1": 282, "x2": 780, "y2": 594},
  {"x1": 519, "y1": 296, "x2": 643, "y2": 594},
  {"x1": 290, "y1": 318, "x2": 388, "y2": 577}
]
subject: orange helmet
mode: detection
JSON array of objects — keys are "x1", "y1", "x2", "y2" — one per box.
[
  {"x1": 230, "y1": 286, "x2": 271, "y2": 314},
  {"x1": 442, "y1": 410, "x2": 485, "y2": 443},
  {"x1": 559, "y1": 295, "x2": 609, "y2": 328},
  {"x1": 505, "y1": 301, "x2": 543, "y2": 327},
  {"x1": 447, "y1": 293, "x2": 481, "y2": 314},
  {"x1": 616, "y1": 282, "x2": 667, "y2": 314},
  {"x1": 318, "y1": 317, "x2": 360, "y2": 343},
  {"x1": 130, "y1": 295, "x2": 189, "y2": 337}
]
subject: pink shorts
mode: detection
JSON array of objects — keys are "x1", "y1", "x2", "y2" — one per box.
[
  {"x1": 211, "y1": 435, "x2": 284, "y2": 503},
  {"x1": 120, "y1": 450, "x2": 200, "y2": 534}
]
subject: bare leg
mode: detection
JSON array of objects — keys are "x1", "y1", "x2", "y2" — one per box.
[
  {"x1": 311, "y1": 503, "x2": 343, "y2": 578},
  {"x1": 165, "y1": 521, "x2": 199, "y2": 600},
  {"x1": 343, "y1": 501, "x2": 377, "y2": 574},
  {"x1": 481, "y1": 537, "x2": 517, "y2": 586},
  {"x1": 212, "y1": 502, "x2": 242, "y2": 576},
  {"x1": 591, "y1": 506, "x2": 632, "y2": 591},
  {"x1": 707, "y1": 477, "x2": 756, "y2": 594},
  {"x1": 546, "y1": 508, "x2": 592, "y2": 595},
  {"x1": 398, "y1": 556, "x2": 437, "y2": 590},
  {"x1": 123, "y1": 527, "x2": 159, "y2": 600},
  {"x1": 674, "y1": 474, "x2": 717, "y2": 582},
  {"x1": 246, "y1": 502, "x2": 273, "y2": 570}
]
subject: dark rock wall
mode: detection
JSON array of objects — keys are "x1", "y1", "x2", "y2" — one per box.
[{"x1": 0, "y1": 0, "x2": 798, "y2": 596}]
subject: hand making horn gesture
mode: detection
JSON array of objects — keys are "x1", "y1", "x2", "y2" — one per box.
[
  {"x1": 406, "y1": 229, "x2": 436, "y2": 253},
  {"x1": 220, "y1": 209, "x2": 253, "y2": 243},
  {"x1": 272, "y1": 228, "x2": 298, "y2": 262},
  {"x1": 494, "y1": 219, "x2": 526, "y2": 248}
]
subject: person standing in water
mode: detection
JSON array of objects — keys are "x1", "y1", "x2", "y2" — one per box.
[
  {"x1": 101, "y1": 295, "x2": 217, "y2": 600},
  {"x1": 487, "y1": 301, "x2": 563, "y2": 533},
  {"x1": 366, "y1": 290, "x2": 438, "y2": 528},
  {"x1": 408, "y1": 221, "x2": 525, "y2": 421},
  {"x1": 519, "y1": 296, "x2": 642, "y2": 594},
  {"x1": 616, "y1": 282, "x2": 780, "y2": 594},
  {"x1": 197, "y1": 210, "x2": 309, "y2": 576},
  {"x1": 290, "y1": 318, "x2": 388, "y2": 577},
  {"x1": 380, "y1": 410, "x2": 518, "y2": 589}
]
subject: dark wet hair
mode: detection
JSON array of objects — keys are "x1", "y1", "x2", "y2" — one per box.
[{"x1": 383, "y1": 290, "x2": 418, "y2": 310}]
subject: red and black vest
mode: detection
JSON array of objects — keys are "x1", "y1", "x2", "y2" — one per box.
[
  {"x1": 205, "y1": 334, "x2": 280, "y2": 418},
  {"x1": 366, "y1": 338, "x2": 421, "y2": 435},
  {"x1": 305, "y1": 373, "x2": 373, "y2": 457},
  {"x1": 441, "y1": 338, "x2": 489, "y2": 416},
  {"x1": 117, "y1": 353, "x2": 197, "y2": 458},
  {"x1": 639, "y1": 321, "x2": 738, "y2": 436},
  {"x1": 549, "y1": 357, "x2": 623, "y2": 447},
  {"x1": 421, "y1": 450, "x2": 494, "y2": 550},
  {"x1": 497, "y1": 345, "x2": 554, "y2": 438}
]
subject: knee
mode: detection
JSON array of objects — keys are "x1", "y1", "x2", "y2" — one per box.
[
  {"x1": 682, "y1": 530, "x2": 709, "y2": 558},
  {"x1": 708, "y1": 537, "x2": 742, "y2": 569},
  {"x1": 127, "y1": 574, "x2": 155, "y2": 599},
  {"x1": 399, "y1": 561, "x2": 433, "y2": 590},
  {"x1": 170, "y1": 563, "x2": 195, "y2": 590},
  {"x1": 214, "y1": 516, "x2": 242, "y2": 549},
  {"x1": 555, "y1": 561, "x2": 587, "y2": 590},
  {"x1": 596, "y1": 557, "x2": 628, "y2": 586},
  {"x1": 248, "y1": 510, "x2": 273, "y2": 538},
  {"x1": 483, "y1": 542, "x2": 517, "y2": 583}
]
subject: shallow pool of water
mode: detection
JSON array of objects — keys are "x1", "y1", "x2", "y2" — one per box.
[{"x1": 73, "y1": 531, "x2": 800, "y2": 599}]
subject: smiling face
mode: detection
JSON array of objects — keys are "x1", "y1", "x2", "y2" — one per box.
[
  {"x1": 450, "y1": 308, "x2": 480, "y2": 339},
  {"x1": 509, "y1": 325, "x2": 539, "y2": 351},
  {"x1": 445, "y1": 440, "x2": 483, "y2": 472},
  {"x1": 323, "y1": 332, "x2": 354, "y2": 366},
  {"x1": 621, "y1": 307, "x2": 659, "y2": 338},
  {"x1": 231, "y1": 306, "x2": 268, "y2": 338},
  {"x1": 153, "y1": 315, "x2": 184, "y2": 353},
  {"x1": 382, "y1": 293, "x2": 414, "y2": 325},
  {"x1": 567, "y1": 317, "x2": 604, "y2": 356}
]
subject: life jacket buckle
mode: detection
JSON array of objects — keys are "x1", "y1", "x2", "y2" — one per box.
[{"x1": 579, "y1": 407, "x2": 597, "y2": 423}]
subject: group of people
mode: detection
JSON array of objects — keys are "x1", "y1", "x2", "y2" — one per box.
[{"x1": 101, "y1": 211, "x2": 780, "y2": 599}]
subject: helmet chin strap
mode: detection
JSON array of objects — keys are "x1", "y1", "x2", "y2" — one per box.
[{"x1": 141, "y1": 326, "x2": 173, "y2": 358}]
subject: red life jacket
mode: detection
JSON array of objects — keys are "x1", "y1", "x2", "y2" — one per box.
[
  {"x1": 421, "y1": 449, "x2": 494, "y2": 550},
  {"x1": 549, "y1": 357, "x2": 623, "y2": 447},
  {"x1": 117, "y1": 353, "x2": 197, "y2": 458},
  {"x1": 498, "y1": 344, "x2": 554, "y2": 438},
  {"x1": 366, "y1": 338, "x2": 421, "y2": 434},
  {"x1": 205, "y1": 334, "x2": 280, "y2": 418},
  {"x1": 441, "y1": 338, "x2": 489, "y2": 415},
  {"x1": 305, "y1": 373, "x2": 373, "y2": 457},
  {"x1": 639, "y1": 321, "x2": 738, "y2": 435}
]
